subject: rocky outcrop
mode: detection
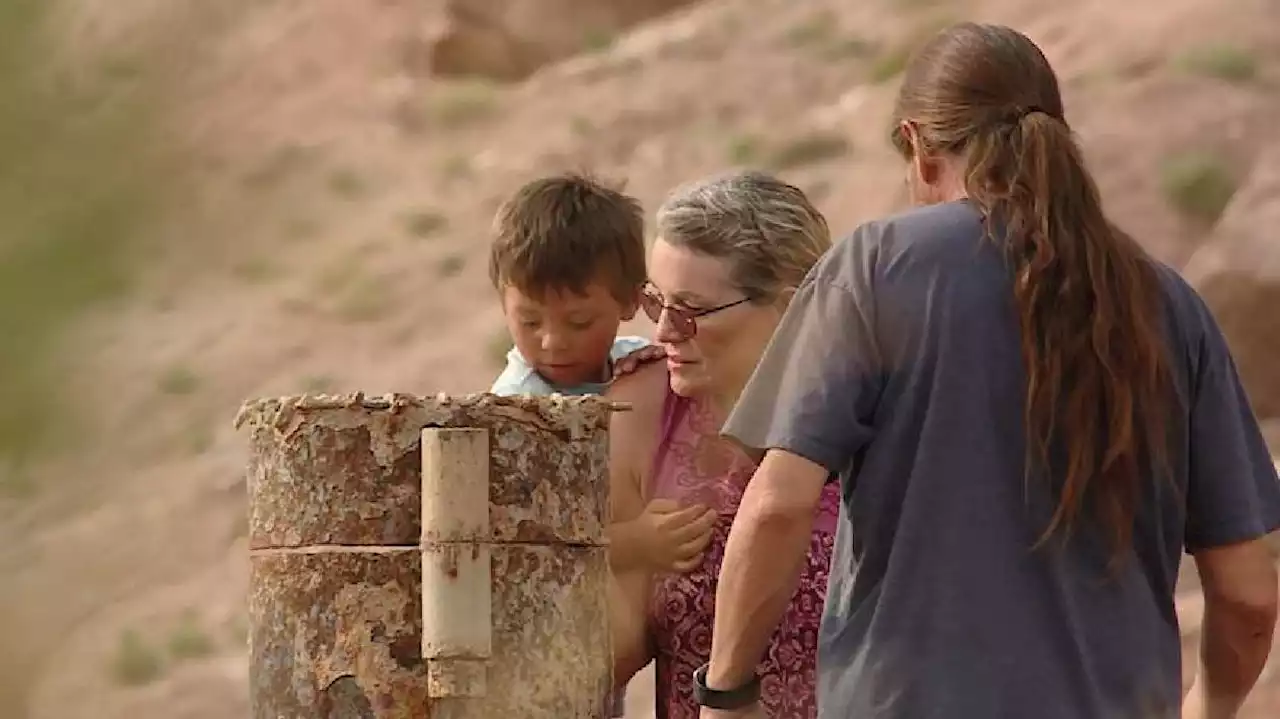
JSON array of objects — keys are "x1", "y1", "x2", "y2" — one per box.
[
  {"x1": 428, "y1": 0, "x2": 696, "y2": 81},
  {"x1": 1183, "y1": 144, "x2": 1280, "y2": 421}
]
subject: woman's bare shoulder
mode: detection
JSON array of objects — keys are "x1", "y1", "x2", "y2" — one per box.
[
  {"x1": 607, "y1": 359, "x2": 667, "y2": 410},
  {"x1": 605, "y1": 360, "x2": 667, "y2": 440}
]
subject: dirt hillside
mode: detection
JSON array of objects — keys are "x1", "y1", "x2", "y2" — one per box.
[{"x1": 1, "y1": 0, "x2": 1278, "y2": 717}]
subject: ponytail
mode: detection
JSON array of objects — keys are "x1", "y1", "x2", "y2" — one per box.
[{"x1": 964, "y1": 109, "x2": 1172, "y2": 569}]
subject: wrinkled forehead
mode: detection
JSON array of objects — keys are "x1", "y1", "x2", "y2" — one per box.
[{"x1": 648, "y1": 237, "x2": 739, "y2": 304}]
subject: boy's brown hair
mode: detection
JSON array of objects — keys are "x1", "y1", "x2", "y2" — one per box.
[{"x1": 489, "y1": 173, "x2": 646, "y2": 303}]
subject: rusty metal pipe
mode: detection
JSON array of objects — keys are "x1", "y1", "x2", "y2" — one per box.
[{"x1": 242, "y1": 393, "x2": 615, "y2": 718}]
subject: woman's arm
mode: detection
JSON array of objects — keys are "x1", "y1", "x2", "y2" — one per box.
[{"x1": 604, "y1": 361, "x2": 666, "y2": 684}]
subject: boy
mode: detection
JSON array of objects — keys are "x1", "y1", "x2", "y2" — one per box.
[
  {"x1": 486, "y1": 172, "x2": 658, "y2": 717},
  {"x1": 488, "y1": 173, "x2": 658, "y2": 397}
]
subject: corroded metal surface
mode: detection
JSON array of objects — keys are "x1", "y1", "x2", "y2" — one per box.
[
  {"x1": 248, "y1": 549, "x2": 426, "y2": 719},
  {"x1": 237, "y1": 392, "x2": 618, "y2": 547},
  {"x1": 242, "y1": 392, "x2": 616, "y2": 719},
  {"x1": 430, "y1": 545, "x2": 612, "y2": 719}
]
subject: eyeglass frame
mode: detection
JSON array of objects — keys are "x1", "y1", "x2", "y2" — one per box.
[{"x1": 639, "y1": 285, "x2": 753, "y2": 339}]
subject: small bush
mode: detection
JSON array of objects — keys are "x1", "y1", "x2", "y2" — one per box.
[
  {"x1": 440, "y1": 154, "x2": 474, "y2": 182},
  {"x1": 437, "y1": 254, "x2": 465, "y2": 277},
  {"x1": 334, "y1": 275, "x2": 393, "y2": 323},
  {"x1": 110, "y1": 630, "x2": 164, "y2": 686},
  {"x1": 869, "y1": 16, "x2": 955, "y2": 83},
  {"x1": 429, "y1": 81, "x2": 499, "y2": 128},
  {"x1": 784, "y1": 13, "x2": 837, "y2": 48},
  {"x1": 769, "y1": 132, "x2": 853, "y2": 170},
  {"x1": 1175, "y1": 45, "x2": 1258, "y2": 83},
  {"x1": 231, "y1": 257, "x2": 278, "y2": 284},
  {"x1": 1159, "y1": 152, "x2": 1238, "y2": 225},
  {"x1": 327, "y1": 169, "x2": 367, "y2": 198},
  {"x1": 582, "y1": 28, "x2": 615, "y2": 53},
  {"x1": 726, "y1": 134, "x2": 761, "y2": 165},
  {"x1": 168, "y1": 612, "x2": 215, "y2": 661},
  {"x1": 157, "y1": 365, "x2": 199, "y2": 396},
  {"x1": 869, "y1": 45, "x2": 911, "y2": 83},
  {"x1": 821, "y1": 37, "x2": 875, "y2": 61},
  {"x1": 404, "y1": 210, "x2": 448, "y2": 240}
]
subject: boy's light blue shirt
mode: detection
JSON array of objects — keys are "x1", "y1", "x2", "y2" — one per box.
[{"x1": 489, "y1": 335, "x2": 650, "y2": 396}]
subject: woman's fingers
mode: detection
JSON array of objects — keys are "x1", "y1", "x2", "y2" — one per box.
[
  {"x1": 672, "y1": 554, "x2": 704, "y2": 573},
  {"x1": 668, "y1": 508, "x2": 717, "y2": 543},
  {"x1": 674, "y1": 526, "x2": 715, "y2": 560},
  {"x1": 681, "y1": 535, "x2": 714, "y2": 559}
]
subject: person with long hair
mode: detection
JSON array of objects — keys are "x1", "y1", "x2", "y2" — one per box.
[{"x1": 694, "y1": 22, "x2": 1280, "y2": 719}]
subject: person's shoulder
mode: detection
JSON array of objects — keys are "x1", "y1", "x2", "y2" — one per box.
[
  {"x1": 606, "y1": 358, "x2": 666, "y2": 406},
  {"x1": 1149, "y1": 259, "x2": 1220, "y2": 359},
  {"x1": 1151, "y1": 259, "x2": 1207, "y2": 319},
  {"x1": 814, "y1": 201, "x2": 985, "y2": 289},
  {"x1": 489, "y1": 347, "x2": 554, "y2": 396},
  {"x1": 843, "y1": 201, "x2": 982, "y2": 251},
  {"x1": 604, "y1": 359, "x2": 667, "y2": 432}
]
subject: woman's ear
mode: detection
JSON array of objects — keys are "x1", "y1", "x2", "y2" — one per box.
[
  {"x1": 902, "y1": 122, "x2": 941, "y2": 186},
  {"x1": 774, "y1": 286, "x2": 798, "y2": 311}
]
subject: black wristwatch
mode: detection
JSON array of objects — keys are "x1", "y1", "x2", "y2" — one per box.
[{"x1": 692, "y1": 663, "x2": 761, "y2": 710}]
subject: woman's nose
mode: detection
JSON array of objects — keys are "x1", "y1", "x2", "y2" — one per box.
[{"x1": 654, "y1": 309, "x2": 685, "y2": 344}]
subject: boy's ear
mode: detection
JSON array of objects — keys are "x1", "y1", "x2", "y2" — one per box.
[{"x1": 620, "y1": 296, "x2": 640, "y2": 322}]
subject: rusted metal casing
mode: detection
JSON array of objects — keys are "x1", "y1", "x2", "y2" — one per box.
[{"x1": 237, "y1": 392, "x2": 616, "y2": 718}]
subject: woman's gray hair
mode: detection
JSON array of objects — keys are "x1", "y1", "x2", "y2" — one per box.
[{"x1": 655, "y1": 170, "x2": 831, "y2": 301}]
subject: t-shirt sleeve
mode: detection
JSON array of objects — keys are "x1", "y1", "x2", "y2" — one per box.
[
  {"x1": 488, "y1": 348, "x2": 553, "y2": 396},
  {"x1": 1184, "y1": 300, "x2": 1280, "y2": 552},
  {"x1": 721, "y1": 274, "x2": 881, "y2": 476},
  {"x1": 609, "y1": 335, "x2": 652, "y2": 360}
]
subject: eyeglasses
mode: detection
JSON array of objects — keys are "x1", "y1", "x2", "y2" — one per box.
[{"x1": 640, "y1": 286, "x2": 751, "y2": 338}]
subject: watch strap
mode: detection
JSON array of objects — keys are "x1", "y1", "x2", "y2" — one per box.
[{"x1": 692, "y1": 663, "x2": 761, "y2": 710}]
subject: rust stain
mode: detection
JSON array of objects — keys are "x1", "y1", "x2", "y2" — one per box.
[
  {"x1": 248, "y1": 551, "x2": 427, "y2": 719},
  {"x1": 441, "y1": 544, "x2": 459, "y2": 580},
  {"x1": 243, "y1": 393, "x2": 615, "y2": 718},
  {"x1": 240, "y1": 392, "x2": 612, "y2": 550}
]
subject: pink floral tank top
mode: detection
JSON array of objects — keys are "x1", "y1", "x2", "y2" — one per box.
[{"x1": 646, "y1": 384, "x2": 840, "y2": 719}]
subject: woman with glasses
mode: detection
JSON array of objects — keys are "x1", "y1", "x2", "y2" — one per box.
[{"x1": 605, "y1": 170, "x2": 837, "y2": 719}]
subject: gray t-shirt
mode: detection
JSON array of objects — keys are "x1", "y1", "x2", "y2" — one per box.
[{"x1": 723, "y1": 200, "x2": 1280, "y2": 719}]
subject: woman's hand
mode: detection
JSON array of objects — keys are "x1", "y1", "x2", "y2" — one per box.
[
  {"x1": 633, "y1": 498, "x2": 717, "y2": 573},
  {"x1": 612, "y1": 344, "x2": 668, "y2": 379}
]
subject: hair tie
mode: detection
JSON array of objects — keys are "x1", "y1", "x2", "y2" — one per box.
[{"x1": 995, "y1": 104, "x2": 1056, "y2": 129}]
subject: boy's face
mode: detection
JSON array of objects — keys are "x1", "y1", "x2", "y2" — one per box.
[{"x1": 501, "y1": 281, "x2": 637, "y2": 388}]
